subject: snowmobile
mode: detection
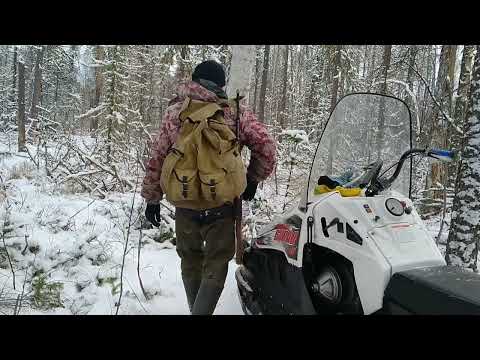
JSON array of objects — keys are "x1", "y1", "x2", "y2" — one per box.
[{"x1": 235, "y1": 92, "x2": 480, "y2": 315}]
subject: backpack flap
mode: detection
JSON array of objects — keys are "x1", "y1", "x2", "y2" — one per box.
[
  {"x1": 160, "y1": 131, "x2": 200, "y2": 203},
  {"x1": 180, "y1": 99, "x2": 223, "y2": 124},
  {"x1": 198, "y1": 171, "x2": 228, "y2": 202},
  {"x1": 198, "y1": 165, "x2": 246, "y2": 203}
]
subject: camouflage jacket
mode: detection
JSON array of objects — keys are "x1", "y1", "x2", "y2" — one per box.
[{"x1": 141, "y1": 80, "x2": 277, "y2": 204}]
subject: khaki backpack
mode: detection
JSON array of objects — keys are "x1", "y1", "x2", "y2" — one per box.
[{"x1": 160, "y1": 97, "x2": 247, "y2": 209}]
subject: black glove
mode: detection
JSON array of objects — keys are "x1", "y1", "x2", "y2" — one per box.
[
  {"x1": 145, "y1": 203, "x2": 161, "y2": 227},
  {"x1": 242, "y1": 178, "x2": 258, "y2": 201}
]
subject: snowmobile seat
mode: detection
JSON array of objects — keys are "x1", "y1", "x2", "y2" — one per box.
[{"x1": 384, "y1": 265, "x2": 480, "y2": 315}]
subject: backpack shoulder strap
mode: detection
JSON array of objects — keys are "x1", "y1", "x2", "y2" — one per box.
[
  {"x1": 178, "y1": 97, "x2": 191, "y2": 114},
  {"x1": 217, "y1": 98, "x2": 244, "y2": 125}
]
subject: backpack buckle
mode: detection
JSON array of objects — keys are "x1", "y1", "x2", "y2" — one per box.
[
  {"x1": 209, "y1": 179, "x2": 216, "y2": 200},
  {"x1": 198, "y1": 209, "x2": 211, "y2": 221},
  {"x1": 182, "y1": 176, "x2": 188, "y2": 198}
]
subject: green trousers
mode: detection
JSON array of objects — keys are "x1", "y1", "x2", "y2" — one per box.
[{"x1": 175, "y1": 210, "x2": 236, "y2": 288}]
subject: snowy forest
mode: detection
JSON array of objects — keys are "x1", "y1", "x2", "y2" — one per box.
[{"x1": 0, "y1": 44, "x2": 479, "y2": 315}]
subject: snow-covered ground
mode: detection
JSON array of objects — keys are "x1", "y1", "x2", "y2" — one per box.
[
  {"x1": 0, "y1": 135, "x2": 450, "y2": 315},
  {"x1": 0, "y1": 139, "x2": 243, "y2": 315}
]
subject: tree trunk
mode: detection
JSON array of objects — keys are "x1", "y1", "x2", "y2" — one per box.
[
  {"x1": 447, "y1": 46, "x2": 477, "y2": 191},
  {"x1": 252, "y1": 46, "x2": 260, "y2": 112},
  {"x1": 362, "y1": 45, "x2": 368, "y2": 78},
  {"x1": 445, "y1": 45, "x2": 480, "y2": 271},
  {"x1": 29, "y1": 45, "x2": 45, "y2": 124},
  {"x1": 290, "y1": 46, "x2": 298, "y2": 128},
  {"x1": 258, "y1": 45, "x2": 270, "y2": 123},
  {"x1": 376, "y1": 45, "x2": 392, "y2": 160},
  {"x1": 17, "y1": 61, "x2": 26, "y2": 152},
  {"x1": 329, "y1": 46, "x2": 343, "y2": 112},
  {"x1": 9, "y1": 46, "x2": 17, "y2": 105},
  {"x1": 219, "y1": 45, "x2": 229, "y2": 67},
  {"x1": 378, "y1": 45, "x2": 392, "y2": 95},
  {"x1": 406, "y1": 45, "x2": 418, "y2": 134},
  {"x1": 420, "y1": 46, "x2": 434, "y2": 140},
  {"x1": 452, "y1": 46, "x2": 476, "y2": 149},
  {"x1": 406, "y1": 46, "x2": 417, "y2": 91},
  {"x1": 431, "y1": 46, "x2": 457, "y2": 144},
  {"x1": 53, "y1": 71, "x2": 59, "y2": 123},
  {"x1": 226, "y1": 45, "x2": 256, "y2": 100},
  {"x1": 307, "y1": 54, "x2": 320, "y2": 113},
  {"x1": 431, "y1": 45, "x2": 439, "y2": 92},
  {"x1": 369, "y1": 46, "x2": 377, "y2": 89},
  {"x1": 279, "y1": 45, "x2": 289, "y2": 129},
  {"x1": 176, "y1": 45, "x2": 190, "y2": 81},
  {"x1": 297, "y1": 46, "x2": 305, "y2": 110},
  {"x1": 271, "y1": 46, "x2": 280, "y2": 126},
  {"x1": 106, "y1": 45, "x2": 119, "y2": 162},
  {"x1": 429, "y1": 45, "x2": 457, "y2": 197},
  {"x1": 2, "y1": 47, "x2": 7, "y2": 67},
  {"x1": 91, "y1": 45, "x2": 104, "y2": 132},
  {"x1": 326, "y1": 45, "x2": 343, "y2": 174},
  {"x1": 311, "y1": 48, "x2": 327, "y2": 127}
]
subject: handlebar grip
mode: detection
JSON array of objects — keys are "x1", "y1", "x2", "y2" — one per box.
[{"x1": 428, "y1": 148, "x2": 455, "y2": 162}]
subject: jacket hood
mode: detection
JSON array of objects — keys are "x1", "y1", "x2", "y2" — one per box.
[{"x1": 170, "y1": 80, "x2": 221, "y2": 105}]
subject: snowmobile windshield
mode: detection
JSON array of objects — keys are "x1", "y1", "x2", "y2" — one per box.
[{"x1": 306, "y1": 93, "x2": 412, "y2": 206}]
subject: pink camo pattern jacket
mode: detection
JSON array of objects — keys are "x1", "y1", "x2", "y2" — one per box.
[{"x1": 141, "y1": 80, "x2": 277, "y2": 203}]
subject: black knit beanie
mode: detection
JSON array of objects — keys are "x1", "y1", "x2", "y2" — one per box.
[{"x1": 192, "y1": 60, "x2": 226, "y2": 88}]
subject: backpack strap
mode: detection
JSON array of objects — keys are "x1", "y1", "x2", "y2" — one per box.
[{"x1": 178, "y1": 97, "x2": 191, "y2": 114}]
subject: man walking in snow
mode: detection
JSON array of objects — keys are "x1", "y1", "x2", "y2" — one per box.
[{"x1": 141, "y1": 60, "x2": 276, "y2": 315}]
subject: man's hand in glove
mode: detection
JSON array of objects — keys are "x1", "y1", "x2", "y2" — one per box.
[
  {"x1": 242, "y1": 178, "x2": 258, "y2": 201},
  {"x1": 145, "y1": 203, "x2": 161, "y2": 227}
]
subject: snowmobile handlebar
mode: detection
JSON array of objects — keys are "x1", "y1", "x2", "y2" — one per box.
[
  {"x1": 427, "y1": 148, "x2": 456, "y2": 162},
  {"x1": 366, "y1": 147, "x2": 455, "y2": 196}
]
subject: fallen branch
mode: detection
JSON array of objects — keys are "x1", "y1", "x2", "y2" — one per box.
[
  {"x1": 23, "y1": 145, "x2": 40, "y2": 171},
  {"x1": 69, "y1": 144, "x2": 134, "y2": 190},
  {"x1": 56, "y1": 165, "x2": 92, "y2": 192},
  {"x1": 137, "y1": 229, "x2": 150, "y2": 301},
  {"x1": 15, "y1": 263, "x2": 30, "y2": 315},
  {"x1": 115, "y1": 150, "x2": 142, "y2": 315},
  {"x1": 1, "y1": 234, "x2": 15, "y2": 291},
  {"x1": 64, "y1": 199, "x2": 96, "y2": 229},
  {"x1": 49, "y1": 146, "x2": 72, "y2": 174},
  {"x1": 112, "y1": 164, "x2": 125, "y2": 193},
  {"x1": 124, "y1": 276, "x2": 148, "y2": 314},
  {"x1": 0, "y1": 151, "x2": 29, "y2": 159},
  {"x1": 159, "y1": 201, "x2": 175, "y2": 217},
  {"x1": 21, "y1": 232, "x2": 29, "y2": 256}
]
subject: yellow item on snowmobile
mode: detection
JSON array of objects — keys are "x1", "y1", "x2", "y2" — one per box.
[{"x1": 314, "y1": 184, "x2": 362, "y2": 197}]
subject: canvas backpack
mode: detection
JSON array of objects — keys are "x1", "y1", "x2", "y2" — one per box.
[{"x1": 160, "y1": 97, "x2": 247, "y2": 209}]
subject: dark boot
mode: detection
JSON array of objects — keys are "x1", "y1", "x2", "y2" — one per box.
[
  {"x1": 182, "y1": 277, "x2": 202, "y2": 313},
  {"x1": 191, "y1": 280, "x2": 224, "y2": 315}
]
